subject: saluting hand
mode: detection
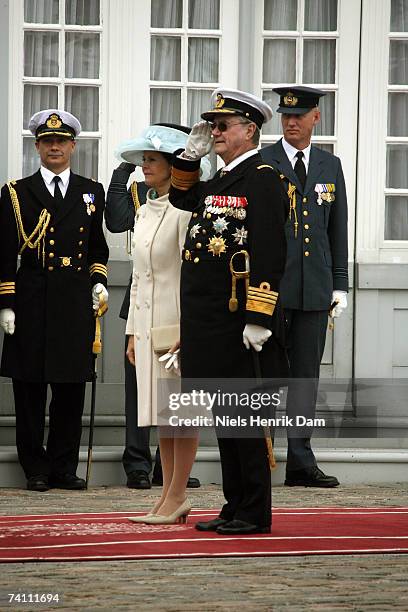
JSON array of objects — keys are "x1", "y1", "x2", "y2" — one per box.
[{"x1": 184, "y1": 121, "x2": 213, "y2": 160}]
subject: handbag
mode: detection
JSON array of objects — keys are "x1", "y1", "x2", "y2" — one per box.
[{"x1": 150, "y1": 324, "x2": 180, "y2": 353}]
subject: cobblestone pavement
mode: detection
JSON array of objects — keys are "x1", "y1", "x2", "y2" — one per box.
[{"x1": 0, "y1": 483, "x2": 407, "y2": 612}]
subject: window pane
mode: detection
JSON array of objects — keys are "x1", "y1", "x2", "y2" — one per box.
[
  {"x1": 65, "y1": 33, "x2": 100, "y2": 79},
  {"x1": 187, "y1": 89, "x2": 212, "y2": 125},
  {"x1": 24, "y1": 0, "x2": 59, "y2": 23},
  {"x1": 264, "y1": 0, "x2": 297, "y2": 30},
  {"x1": 24, "y1": 32, "x2": 59, "y2": 77},
  {"x1": 303, "y1": 39, "x2": 336, "y2": 83},
  {"x1": 66, "y1": 0, "x2": 100, "y2": 25},
  {"x1": 313, "y1": 91, "x2": 335, "y2": 136},
  {"x1": 23, "y1": 85, "x2": 58, "y2": 129},
  {"x1": 262, "y1": 90, "x2": 282, "y2": 135},
  {"x1": 65, "y1": 86, "x2": 99, "y2": 131},
  {"x1": 150, "y1": 89, "x2": 181, "y2": 123},
  {"x1": 389, "y1": 40, "x2": 408, "y2": 84},
  {"x1": 314, "y1": 143, "x2": 334, "y2": 154},
  {"x1": 188, "y1": 39, "x2": 218, "y2": 82},
  {"x1": 304, "y1": 0, "x2": 337, "y2": 31},
  {"x1": 386, "y1": 145, "x2": 408, "y2": 188},
  {"x1": 151, "y1": 37, "x2": 181, "y2": 80},
  {"x1": 189, "y1": 0, "x2": 220, "y2": 29},
  {"x1": 385, "y1": 196, "x2": 408, "y2": 239},
  {"x1": 151, "y1": 0, "x2": 182, "y2": 27},
  {"x1": 263, "y1": 39, "x2": 296, "y2": 82},
  {"x1": 391, "y1": 0, "x2": 408, "y2": 31},
  {"x1": 23, "y1": 137, "x2": 39, "y2": 176},
  {"x1": 388, "y1": 92, "x2": 408, "y2": 136},
  {"x1": 71, "y1": 139, "x2": 99, "y2": 178}
]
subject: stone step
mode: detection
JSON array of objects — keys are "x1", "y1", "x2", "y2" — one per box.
[{"x1": 1, "y1": 446, "x2": 407, "y2": 488}]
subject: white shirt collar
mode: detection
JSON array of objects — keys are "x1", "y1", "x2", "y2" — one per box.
[
  {"x1": 222, "y1": 148, "x2": 258, "y2": 173},
  {"x1": 281, "y1": 138, "x2": 311, "y2": 170},
  {"x1": 40, "y1": 166, "x2": 71, "y2": 188}
]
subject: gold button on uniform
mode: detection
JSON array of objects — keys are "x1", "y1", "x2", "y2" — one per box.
[
  {"x1": 49, "y1": 227, "x2": 55, "y2": 233},
  {"x1": 303, "y1": 197, "x2": 307, "y2": 203},
  {"x1": 192, "y1": 212, "x2": 198, "y2": 218},
  {"x1": 49, "y1": 252, "x2": 54, "y2": 258},
  {"x1": 196, "y1": 243, "x2": 202, "y2": 249},
  {"x1": 78, "y1": 253, "x2": 82, "y2": 259},
  {"x1": 79, "y1": 227, "x2": 84, "y2": 233},
  {"x1": 304, "y1": 224, "x2": 309, "y2": 229},
  {"x1": 185, "y1": 250, "x2": 191, "y2": 261},
  {"x1": 78, "y1": 241, "x2": 83, "y2": 246},
  {"x1": 194, "y1": 257, "x2": 199, "y2": 263},
  {"x1": 305, "y1": 237, "x2": 310, "y2": 244},
  {"x1": 49, "y1": 239, "x2": 55, "y2": 246},
  {"x1": 303, "y1": 210, "x2": 308, "y2": 216},
  {"x1": 206, "y1": 213, "x2": 211, "y2": 219},
  {"x1": 304, "y1": 251, "x2": 310, "y2": 257},
  {"x1": 48, "y1": 266, "x2": 54, "y2": 271},
  {"x1": 202, "y1": 229, "x2": 207, "y2": 235},
  {"x1": 77, "y1": 267, "x2": 82, "y2": 271}
]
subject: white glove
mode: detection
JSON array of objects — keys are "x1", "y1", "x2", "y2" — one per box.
[
  {"x1": 184, "y1": 121, "x2": 213, "y2": 160},
  {"x1": 243, "y1": 324, "x2": 272, "y2": 352},
  {"x1": 330, "y1": 290, "x2": 348, "y2": 318},
  {"x1": 159, "y1": 349, "x2": 180, "y2": 376},
  {"x1": 0, "y1": 308, "x2": 15, "y2": 335},
  {"x1": 92, "y1": 283, "x2": 109, "y2": 311}
]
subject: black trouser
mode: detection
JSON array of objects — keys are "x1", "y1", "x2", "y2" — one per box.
[
  {"x1": 122, "y1": 336, "x2": 160, "y2": 476},
  {"x1": 284, "y1": 309, "x2": 328, "y2": 471},
  {"x1": 12, "y1": 379, "x2": 86, "y2": 478},
  {"x1": 217, "y1": 435, "x2": 271, "y2": 528}
]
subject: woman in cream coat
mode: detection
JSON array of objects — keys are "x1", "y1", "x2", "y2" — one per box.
[{"x1": 120, "y1": 125, "x2": 210, "y2": 524}]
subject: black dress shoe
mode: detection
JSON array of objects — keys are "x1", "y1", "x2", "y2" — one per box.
[
  {"x1": 186, "y1": 477, "x2": 201, "y2": 488},
  {"x1": 126, "y1": 470, "x2": 151, "y2": 489},
  {"x1": 27, "y1": 475, "x2": 49, "y2": 492},
  {"x1": 49, "y1": 474, "x2": 86, "y2": 490},
  {"x1": 216, "y1": 519, "x2": 271, "y2": 535},
  {"x1": 285, "y1": 466, "x2": 339, "y2": 488},
  {"x1": 195, "y1": 517, "x2": 229, "y2": 531}
]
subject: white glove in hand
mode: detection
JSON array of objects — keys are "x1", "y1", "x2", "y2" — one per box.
[
  {"x1": 92, "y1": 283, "x2": 109, "y2": 311},
  {"x1": 243, "y1": 324, "x2": 272, "y2": 352},
  {"x1": 0, "y1": 308, "x2": 15, "y2": 335},
  {"x1": 159, "y1": 348, "x2": 180, "y2": 376},
  {"x1": 184, "y1": 121, "x2": 213, "y2": 160},
  {"x1": 330, "y1": 290, "x2": 348, "y2": 318}
]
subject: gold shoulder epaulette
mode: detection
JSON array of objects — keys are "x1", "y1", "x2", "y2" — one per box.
[
  {"x1": 130, "y1": 181, "x2": 141, "y2": 211},
  {"x1": 257, "y1": 164, "x2": 274, "y2": 171},
  {"x1": 11, "y1": 179, "x2": 17, "y2": 185}
]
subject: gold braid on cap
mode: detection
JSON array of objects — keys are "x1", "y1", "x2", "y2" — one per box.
[{"x1": 7, "y1": 182, "x2": 51, "y2": 266}]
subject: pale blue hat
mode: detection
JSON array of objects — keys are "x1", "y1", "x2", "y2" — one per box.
[{"x1": 115, "y1": 124, "x2": 211, "y2": 180}]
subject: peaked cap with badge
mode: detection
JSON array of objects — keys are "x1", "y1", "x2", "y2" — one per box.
[
  {"x1": 201, "y1": 87, "x2": 273, "y2": 128},
  {"x1": 0, "y1": 108, "x2": 108, "y2": 383},
  {"x1": 273, "y1": 85, "x2": 326, "y2": 115},
  {"x1": 29, "y1": 109, "x2": 82, "y2": 140}
]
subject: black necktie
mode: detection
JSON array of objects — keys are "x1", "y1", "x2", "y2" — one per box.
[
  {"x1": 294, "y1": 151, "x2": 306, "y2": 190},
  {"x1": 53, "y1": 175, "x2": 63, "y2": 205}
]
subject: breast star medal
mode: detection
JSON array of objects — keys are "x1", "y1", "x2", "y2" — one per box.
[
  {"x1": 212, "y1": 216, "x2": 229, "y2": 234},
  {"x1": 232, "y1": 226, "x2": 248, "y2": 245},
  {"x1": 207, "y1": 236, "x2": 227, "y2": 256},
  {"x1": 190, "y1": 223, "x2": 201, "y2": 238}
]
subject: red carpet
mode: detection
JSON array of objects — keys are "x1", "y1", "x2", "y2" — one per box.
[{"x1": 1, "y1": 507, "x2": 407, "y2": 562}]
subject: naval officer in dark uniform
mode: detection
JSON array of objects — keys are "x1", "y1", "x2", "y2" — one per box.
[
  {"x1": 0, "y1": 109, "x2": 109, "y2": 491},
  {"x1": 169, "y1": 89, "x2": 289, "y2": 535},
  {"x1": 262, "y1": 86, "x2": 348, "y2": 487}
]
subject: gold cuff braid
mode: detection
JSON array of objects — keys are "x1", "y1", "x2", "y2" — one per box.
[{"x1": 246, "y1": 282, "x2": 278, "y2": 317}]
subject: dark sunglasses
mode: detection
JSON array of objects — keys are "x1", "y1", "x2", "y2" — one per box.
[{"x1": 209, "y1": 120, "x2": 245, "y2": 132}]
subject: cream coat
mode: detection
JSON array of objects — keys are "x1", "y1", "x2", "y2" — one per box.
[{"x1": 126, "y1": 191, "x2": 190, "y2": 426}]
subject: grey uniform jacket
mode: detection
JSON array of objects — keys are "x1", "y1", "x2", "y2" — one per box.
[
  {"x1": 105, "y1": 167, "x2": 148, "y2": 320},
  {"x1": 261, "y1": 140, "x2": 348, "y2": 311}
]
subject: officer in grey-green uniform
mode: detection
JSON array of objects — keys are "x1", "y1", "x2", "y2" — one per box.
[{"x1": 262, "y1": 86, "x2": 348, "y2": 487}]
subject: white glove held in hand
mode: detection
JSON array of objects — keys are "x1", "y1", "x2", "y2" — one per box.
[
  {"x1": 243, "y1": 324, "x2": 272, "y2": 352},
  {"x1": 92, "y1": 283, "x2": 109, "y2": 311},
  {"x1": 184, "y1": 121, "x2": 213, "y2": 160},
  {"x1": 159, "y1": 349, "x2": 180, "y2": 376},
  {"x1": 331, "y1": 290, "x2": 348, "y2": 318},
  {"x1": 0, "y1": 308, "x2": 15, "y2": 335}
]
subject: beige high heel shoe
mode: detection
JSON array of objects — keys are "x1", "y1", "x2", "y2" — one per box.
[
  {"x1": 140, "y1": 499, "x2": 191, "y2": 525},
  {"x1": 128, "y1": 499, "x2": 164, "y2": 523}
]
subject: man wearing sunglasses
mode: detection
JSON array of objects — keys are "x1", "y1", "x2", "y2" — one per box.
[
  {"x1": 169, "y1": 88, "x2": 289, "y2": 535},
  {"x1": 261, "y1": 86, "x2": 348, "y2": 488}
]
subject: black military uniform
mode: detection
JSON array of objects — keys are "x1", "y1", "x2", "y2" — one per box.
[
  {"x1": 262, "y1": 86, "x2": 348, "y2": 485},
  {"x1": 0, "y1": 110, "x2": 108, "y2": 489},
  {"x1": 169, "y1": 90, "x2": 289, "y2": 533}
]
